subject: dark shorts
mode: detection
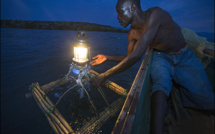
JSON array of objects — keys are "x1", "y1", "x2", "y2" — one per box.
[{"x1": 151, "y1": 47, "x2": 214, "y2": 110}]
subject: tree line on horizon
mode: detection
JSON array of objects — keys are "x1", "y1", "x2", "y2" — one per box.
[{"x1": 0, "y1": 19, "x2": 128, "y2": 33}]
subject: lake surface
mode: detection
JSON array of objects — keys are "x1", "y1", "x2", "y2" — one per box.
[{"x1": 1, "y1": 28, "x2": 141, "y2": 134}]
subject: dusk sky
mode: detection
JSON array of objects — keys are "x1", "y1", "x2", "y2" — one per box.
[{"x1": 1, "y1": 0, "x2": 214, "y2": 33}]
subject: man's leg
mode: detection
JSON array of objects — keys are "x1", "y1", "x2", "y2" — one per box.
[
  {"x1": 150, "y1": 90, "x2": 168, "y2": 134},
  {"x1": 150, "y1": 51, "x2": 173, "y2": 134},
  {"x1": 175, "y1": 48, "x2": 214, "y2": 110}
]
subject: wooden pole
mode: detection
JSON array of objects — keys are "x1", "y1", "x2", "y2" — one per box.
[
  {"x1": 78, "y1": 97, "x2": 125, "y2": 134},
  {"x1": 90, "y1": 70, "x2": 127, "y2": 98},
  {"x1": 32, "y1": 92, "x2": 61, "y2": 134},
  {"x1": 35, "y1": 84, "x2": 74, "y2": 133},
  {"x1": 32, "y1": 88, "x2": 69, "y2": 134},
  {"x1": 41, "y1": 77, "x2": 70, "y2": 93}
]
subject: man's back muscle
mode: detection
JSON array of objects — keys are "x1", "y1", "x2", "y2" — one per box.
[{"x1": 128, "y1": 7, "x2": 186, "y2": 53}]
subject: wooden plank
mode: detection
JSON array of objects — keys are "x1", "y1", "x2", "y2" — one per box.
[
  {"x1": 121, "y1": 48, "x2": 153, "y2": 134},
  {"x1": 131, "y1": 62, "x2": 152, "y2": 134},
  {"x1": 112, "y1": 48, "x2": 153, "y2": 134}
]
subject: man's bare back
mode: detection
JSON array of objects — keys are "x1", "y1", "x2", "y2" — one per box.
[{"x1": 128, "y1": 7, "x2": 186, "y2": 54}]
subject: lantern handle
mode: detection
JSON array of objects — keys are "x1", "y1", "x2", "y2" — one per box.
[{"x1": 77, "y1": 31, "x2": 87, "y2": 39}]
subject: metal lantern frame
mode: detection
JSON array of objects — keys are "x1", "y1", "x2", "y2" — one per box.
[{"x1": 72, "y1": 31, "x2": 91, "y2": 68}]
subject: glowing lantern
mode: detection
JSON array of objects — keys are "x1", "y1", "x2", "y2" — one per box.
[{"x1": 72, "y1": 32, "x2": 90, "y2": 66}]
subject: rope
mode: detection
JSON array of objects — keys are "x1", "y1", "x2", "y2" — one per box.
[
  {"x1": 98, "y1": 87, "x2": 110, "y2": 108},
  {"x1": 80, "y1": 83, "x2": 98, "y2": 117},
  {"x1": 39, "y1": 94, "x2": 46, "y2": 99},
  {"x1": 107, "y1": 82, "x2": 111, "y2": 88},
  {"x1": 122, "y1": 90, "x2": 128, "y2": 96},
  {"x1": 70, "y1": 131, "x2": 76, "y2": 134},
  {"x1": 32, "y1": 88, "x2": 46, "y2": 101},
  {"x1": 53, "y1": 84, "x2": 78, "y2": 110},
  {"x1": 30, "y1": 84, "x2": 38, "y2": 91},
  {"x1": 47, "y1": 107, "x2": 54, "y2": 114}
]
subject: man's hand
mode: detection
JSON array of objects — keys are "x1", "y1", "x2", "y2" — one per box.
[
  {"x1": 90, "y1": 54, "x2": 107, "y2": 66},
  {"x1": 90, "y1": 73, "x2": 107, "y2": 88}
]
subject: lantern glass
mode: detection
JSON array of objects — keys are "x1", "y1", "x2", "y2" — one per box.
[
  {"x1": 72, "y1": 32, "x2": 90, "y2": 64},
  {"x1": 73, "y1": 45, "x2": 88, "y2": 63}
]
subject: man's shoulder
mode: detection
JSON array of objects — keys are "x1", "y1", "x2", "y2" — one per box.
[
  {"x1": 148, "y1": 6, "x2": 166, "y2": 15},
  {"x1": 146, "y1": 6, "x2": 170, "y2": 21},
  {"x1": 127, "y1": 27, "x2": 142, "y2": 41},
  {"x1": 149, "y1": 6, "x2": 164, "y2": 12}
]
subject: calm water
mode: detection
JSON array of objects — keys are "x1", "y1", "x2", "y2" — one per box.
[{"x1": 1, "y1": 28, "x2": 141, "y2": 134}]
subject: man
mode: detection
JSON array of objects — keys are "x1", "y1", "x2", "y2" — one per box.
[{"x1": 90, "y1": 0, "x2": 214, "y2": 133}]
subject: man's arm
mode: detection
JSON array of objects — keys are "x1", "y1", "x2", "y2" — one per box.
[
  {"x1": 90, "y1": 36, "x2": 136, "y2": 65},
  {"x1": 91, "y1": 10, "x2": 162, "y2": 88},
  {"x1": 105, "y1": 37, "x2": 137, "y2": 62},
  {"x1": 90, "y1": 54, "x2": 126, "y2": 66},
  {"x1": 105, "y1": 55, "x2": 127, "y2": 62}
]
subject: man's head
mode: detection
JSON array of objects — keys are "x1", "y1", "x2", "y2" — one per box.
[{"x1": 116, "y1": 0, "x2": 141, "y2": 28}]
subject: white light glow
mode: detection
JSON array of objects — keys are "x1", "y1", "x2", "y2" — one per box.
[{"x1": 73, "y1": 47, "x2": 88, "y2": 62}]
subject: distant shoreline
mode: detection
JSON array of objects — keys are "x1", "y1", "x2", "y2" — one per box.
[
  {"x1": 1, "y1": 20, "x2": 214, "y2": 42},
  {"x1": 0, "y1": 20, "x2": 128, "y2": 33}
]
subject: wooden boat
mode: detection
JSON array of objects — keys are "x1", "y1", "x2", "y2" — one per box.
[{"x1": 112, "y1": 41, "x2": 215, "y2": 134}]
